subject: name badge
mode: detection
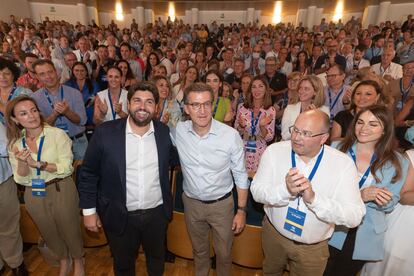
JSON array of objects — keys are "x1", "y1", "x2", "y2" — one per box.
[
  {"x1": 284, "y1": 207, "x2": 306, "y2": 237},
  {"x1": 32, "y1": 178, "x2": 46, "y2": 197},
  {"x1": 55, "y1": 122, "x2": 69, "y2": 134},
  {"x1": 246, "y1": 140, "x2": 257, "y2": 153}
]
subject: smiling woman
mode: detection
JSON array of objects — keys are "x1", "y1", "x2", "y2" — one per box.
[{"x1": 326, "y1": 105, "x2": 408, "y2": 276}]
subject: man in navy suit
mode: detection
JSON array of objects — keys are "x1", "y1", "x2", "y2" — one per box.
[{"x1": 78, "y1": 82, "x2": 175, "y2": 276}]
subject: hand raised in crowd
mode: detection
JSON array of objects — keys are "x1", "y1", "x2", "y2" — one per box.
[
  {"x1": 342, "y1": 88, "x2": 352, "y2": 104},
  {"x1": 54, "y1": 100, "x2": 70, "y2": 115},
  {"x1": 114, "y1": 101, "x2": 123, "y2": 114},
  {"x1": 95, "y1": 96, "x2": 108, "y2": 115},
  {"x1": 361, "y1": 186, "x2": 393, "y2": 206},
  {"x1": 13, "y1": 147, "x2": 31, "y2": 163},
  {"x1": 307, "y1": 103, "x2": 317, "y2": 111},
  {"x1": 259, "y1": 113, "x2": 272, "y2": 127},
  {"x1": 84, "y1": 213, "x2": 103, "y2": 233},
  {"x1": 285, "y1": 168, "x2": 315, "y2": 204},
  {"x1": 161, "y1": 112, "x2": 170, "y2": 124}
]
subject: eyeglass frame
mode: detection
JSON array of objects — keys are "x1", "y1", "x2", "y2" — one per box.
[
  {"x1": 185, "y1": 100, "x2": 213, "y2": 110},
  {"x1": 289, "y1": 125, "x2": 328, "y2": 138}
]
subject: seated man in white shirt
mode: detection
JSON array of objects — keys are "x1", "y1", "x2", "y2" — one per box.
[
  {"x1": 371, "y1": 48, "x2": 403, "y2": 81},
  {"x1": 251, "y1": 110, "x2": 365, "y2": 276}
]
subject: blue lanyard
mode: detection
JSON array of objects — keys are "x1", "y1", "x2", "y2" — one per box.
[
  {"x1": 7, "y1": 84, "x2": 17, "y2": 101},
  {"x1": 348, "y1": 148, "x2": 376, "y2": 188},
  {"x1": 22, "y1": 135, "x2": 45, "y2": 176},
  {"x1": 44, "y1": 86, "x2": 64, "y2": 110},
  {"x1": 250, "y1": 110, "x2": 261, "y2": 136},
  {"x1": 107, "y1": 89, "x2": 121, "y2": 120},
  {"x1": 159, "y1": 100, "x2": 168, "y2": 119},
  {"x1": 212, "y1": 97, "x2": 220, "y2": 118},
  {"x1": 400, "y1": 78, "x2": 413, "y2": 105},
  {"x1": 328, "y1": 86, "x2": 345, "y2": 119},
  {"x1": 291, "y1": 146, "x2": 325, "y2": 208}
]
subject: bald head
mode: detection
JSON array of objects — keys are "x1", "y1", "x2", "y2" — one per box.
[{"x1": 296, "y1": 109, "x2": 330, "y2": 134}]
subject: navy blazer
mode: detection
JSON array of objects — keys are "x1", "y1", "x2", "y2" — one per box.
[{"x1": 78, "y1": 118, "x2": 175, "y2": 235}]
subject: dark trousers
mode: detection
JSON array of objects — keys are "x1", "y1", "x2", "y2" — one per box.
[
  {"x1": 324, "y1": 228, "x2": 366, "y2": 276},
  {"x1": 106, "y1": 205, "x2": 168, "y2": 276}
]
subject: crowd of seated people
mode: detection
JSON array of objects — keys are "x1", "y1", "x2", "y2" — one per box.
[{"x1": 0, "y1": 12, "x2": 414, "y2": 276}]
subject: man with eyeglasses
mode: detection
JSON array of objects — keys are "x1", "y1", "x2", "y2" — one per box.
[
  {"x1": 171, "y1": 83, "x2": 249, "y2": 276},
  {"x1": 324, "y1": 64, "x2": 350, "y2": 121},
  {"x1": 251, "y1": 110, "x2": 365, "y2": 276}
]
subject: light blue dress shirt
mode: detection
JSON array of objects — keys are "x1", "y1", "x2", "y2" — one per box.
[
  {"x1": 171, "y1": 119, "x2": 249, "y2": 201},
  {"x1": 32, "y1": 85, "x2": 87, "y2": 137}
]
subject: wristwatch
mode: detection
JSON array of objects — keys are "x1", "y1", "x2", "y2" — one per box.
[{"x1": 237, "y1": 206, "x2": 247, "y2": 212}]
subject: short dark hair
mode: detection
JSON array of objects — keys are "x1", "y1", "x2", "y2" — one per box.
[
  {"x1": 183, "y1": 83, "x2": 214, "y2": 104},
  {"x1": 0, "y1": 57, "x2": 21, "y2": 81},
  {"x1": 32, "y1": 59, "x2": 56, "y2": 73},
  {"x1": 119, "y1": 42, "x2": 131, "y2": 51},
  {"x1": 128, "y1": 81, "x2": 159, "y2": 104},
  {"x1": 355, "y1": 44, "x2": 367, "y2": 52},
  {"x1": 24, "y1": 53, "x2": 39, "y2": 61}
]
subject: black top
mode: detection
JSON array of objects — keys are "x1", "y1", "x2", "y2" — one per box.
[
  {"x1": 334, "y1": 110, "x2": 354, "y2": 137},
  {"x1": 314, "y1": 54, "x2": 347, "y2": 71}
]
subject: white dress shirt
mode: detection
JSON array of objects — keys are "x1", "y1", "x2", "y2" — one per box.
[
  {"x1": 371, "y1": 62, "x2": 403, "y2": 80},
  {"x1": 251, "y1": 141, "x2": 365, "y2": 244},
  {"x1": 171, "y1": 119, "x2": 249, "y2": 201},
  {"x1": 281, "y1": 102, "x2": 330, "y2": 140},
  {"x1": 125, "y1": 119, "x2": 163, "y2": 211}
]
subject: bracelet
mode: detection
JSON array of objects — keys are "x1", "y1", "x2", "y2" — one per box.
[{"x1": 237, "y1": 206, "x2": 247, "y2": 212}]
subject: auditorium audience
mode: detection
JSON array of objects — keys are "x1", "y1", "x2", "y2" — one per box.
[{"x1": 1, "y1": 11, "x2": 414, "y2": 276}]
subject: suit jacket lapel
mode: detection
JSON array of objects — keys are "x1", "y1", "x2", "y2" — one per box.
[
  {"x1": 153, "y1": 121, "x2": 165, "y2": 176},
  {"x1": 115, "y1": 118, "x2": 127, "y2": 200}
]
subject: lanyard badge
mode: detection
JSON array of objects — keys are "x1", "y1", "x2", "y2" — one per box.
[
  {"x1": 283, "y1": 146, "x2": 324, "y2": 236},
  {"x1": 23, "y1": 136, "x2": 47, "y2": 197},
  {"x1": 246, "y1": 110, "x2": 261, "y2": 153}
]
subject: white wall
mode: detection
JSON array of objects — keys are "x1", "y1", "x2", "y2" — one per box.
[
  {"x1": 388, "y1": 3, "x2": 414, "y2": 22},
  {"x1": 198, "y1": 11, "x2": 246, "y2": 25},
  {"x1": 0, "y1": 0, "x2": 31, "y2": 21},
  {"x1": 29, "y1": 2, "x2": 78, "y2": 23}
]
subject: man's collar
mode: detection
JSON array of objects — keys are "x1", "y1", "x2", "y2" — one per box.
[{"x1": 126, "y1": 117, "x2": 154, "y2": 137}]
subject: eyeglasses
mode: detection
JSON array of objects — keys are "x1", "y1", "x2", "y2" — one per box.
[
  {"x1": 326, "y1": 74, "x2": 341, "y2": 79},
  {"x1": 289, "y1": 126, "x2": 327, "y2": 138},
  {"x1": 186, "y1": 101, "x2": 213, "y2": 110},
  {"x1": 289, "y1": 78, "x2": 301, "y2": 83}
]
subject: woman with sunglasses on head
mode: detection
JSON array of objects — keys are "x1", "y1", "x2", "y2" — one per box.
[
  {"x1": 234, "y1": 76, "x2": 275, "y2": 174},
  {"x1": 5, "y1": 96, "x2": 85, "y2": 276},
  {"x1": 281, "y1": 75, "x2": 329, "y2": 140},
  {"x1": 65, "y1": 62, "x2": 100, "y2": 139},
  {"x1": 325, "y1": 105, "x2": 408, "y2": 276},
  {"x1": 330, "y1": 80, "x2": 388, "y2": 142},
  {"x1": 93, "y1": 66, "x2": 128, "y2": 125}
]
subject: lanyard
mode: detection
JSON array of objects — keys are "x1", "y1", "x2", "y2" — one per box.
[
  {"x1": 44, "y1": 86, "x2": 64, "y2": 110},
  {"x1": 108, "y1": 89, "x2": 121, "y2": 120},
  {"x1": 348, "y1": 148, "x2": 376, "y2": 188},
  {"x1": 291, "y1": 146, "x2": 325, "y2": 208},
  {"x1": 7, "y1": 84, "x2": 17, "y2": 101},
  {"x1": 212, "y1": 97, "x2": 220, "y2": 118},
  {"x1": 328, "y1": 86, "x2": 345, "y2": 119},
  {"x1": 22, "y1": 135, "x2": 45, "y2": 176},
  {"x1": 400, "y1": 78, "x2": 413, "y2": 105},
  {"x1": 250, "y1": 110, "x2": 262, "y2": 136},
  {"x1": 159, "y1": 100, "x2": 168, "y2": 119}
]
